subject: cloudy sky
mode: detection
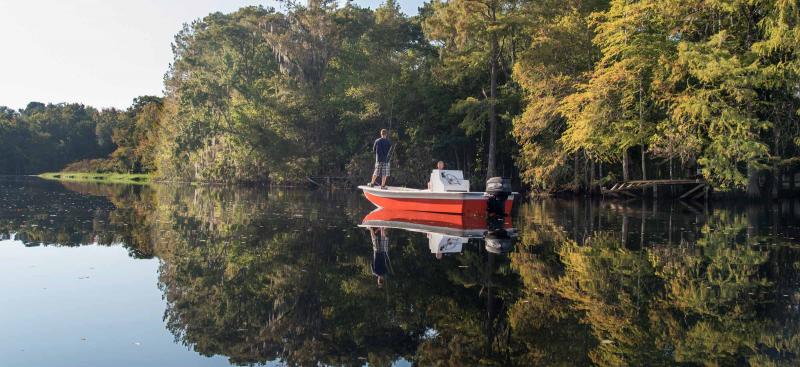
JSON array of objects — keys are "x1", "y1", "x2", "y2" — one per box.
[{"x1": 0, "y1": 0, "x2": 423, "y2": 110}]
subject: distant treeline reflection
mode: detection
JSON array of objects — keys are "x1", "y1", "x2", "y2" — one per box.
[{"x1": 2, "y1": 179, "x2": 800, "y2": 365}]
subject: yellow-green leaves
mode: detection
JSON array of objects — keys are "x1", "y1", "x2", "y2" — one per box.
[{"x1": 514, "y1": 0, "x2": 800, "y2": 192}]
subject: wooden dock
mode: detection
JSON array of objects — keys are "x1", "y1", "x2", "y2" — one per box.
[{"x1": 602, "y1": 179, "x2": 709, "y2": 200}]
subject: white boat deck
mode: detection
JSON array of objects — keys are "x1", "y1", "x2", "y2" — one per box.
[{"x1": 360, "y1": 185, "x2": 426, "y2": 192}]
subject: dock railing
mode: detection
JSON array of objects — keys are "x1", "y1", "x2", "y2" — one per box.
[{"x1": 602, "y1": 179, "x2": 709, "y2": 200}]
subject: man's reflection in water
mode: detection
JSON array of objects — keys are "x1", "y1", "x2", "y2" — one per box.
[{"x1": 369, "y1": 227, "x2": 391, "y2": 288}]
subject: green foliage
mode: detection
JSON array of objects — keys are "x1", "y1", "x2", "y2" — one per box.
[
  {"x1": 152, "y1": 3, "x2": 505, "y2": 185},
  {"x1": 0, "y1": 96, "x2": 165, "y2": 175},
  {"x1": 0, "y1": 102, "x2": 113, "y2": 174},
  {"x1": 423, "y1": 0, "x2": 525, "y2": 178},
  {"x1": 514, "y1": 0, "x2": 800, "y2": 193},
  {"x1": 512, "y1": 0, "x2": 608, "y2": 190},
  {"x1": 95, "y1": 96, "x2": 165, "y2": 173}
]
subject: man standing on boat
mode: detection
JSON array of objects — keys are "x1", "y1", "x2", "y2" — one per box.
[{"x1": 369, "y1": 129, "x2": 392, "y2": 189}]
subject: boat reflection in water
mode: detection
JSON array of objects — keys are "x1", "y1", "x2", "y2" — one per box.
[
  {"x1": 359, "y1": 208, "x2": 518, "y2": 355},
  {"x1": 360, "y1": 209, "x2": 517, "y2": 259}
]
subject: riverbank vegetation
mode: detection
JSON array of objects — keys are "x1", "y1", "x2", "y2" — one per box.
[{"x1": 1, "y1": 0, "x2": 798, "y2": 196}]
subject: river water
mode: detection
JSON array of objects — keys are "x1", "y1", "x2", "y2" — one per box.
[{"x1": 1, "y1": 177, "x2": 799, "y2": 366}]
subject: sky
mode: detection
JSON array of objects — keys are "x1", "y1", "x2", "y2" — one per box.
[{"x1": 0, "y1": 0, "x2": 424, "y2": 111}]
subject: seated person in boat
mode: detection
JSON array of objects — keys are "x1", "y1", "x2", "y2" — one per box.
[
  {"x1": 428, "y1": 160, "x2": 445, "y2": 189},
  {"x1": 369, "y1": 129, "x2": 392, "y2": 189}
]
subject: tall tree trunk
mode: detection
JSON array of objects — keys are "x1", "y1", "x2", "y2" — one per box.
[
  {"x1": 622, "y1": 149, "x2": 631, "y2": 182},
  {"x1": 574, "y1": 151, "x2": 580, "y2": 191},
  {"x1": 771, "y1": 167, "x2": 780, "y2": 199},
  {"x1": 669, "y1": 156, "x2": 674, "y2": 196},
  {"x1": 639, "y1": 80, "x2": 646, "y2": 183},
  {"x1": 640, "y1": 145, "x2": 646, "y2": 180},
  {"x1": 583, "y1": 156, "x2": 588, "y2": 190},
  {"x1": 640, "y1": 145, "x2": 647, "y2": 196},
  {"x1": 599, "y1": 162, "x2": 603, "y2": 182},
  {"x1": 669, "y1": 156, "x2": 673, "y2": 179},
  {"x1": 747, "y1": 164, "x2": 760, "y2": 198},
  {"x1": 486, "y1": 35, "x2": 498, "y2": 179}
]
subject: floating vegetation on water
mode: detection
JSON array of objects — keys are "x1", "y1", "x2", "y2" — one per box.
[{"x1": 38, "y1": 172, "x2": 151, "y2": 185}]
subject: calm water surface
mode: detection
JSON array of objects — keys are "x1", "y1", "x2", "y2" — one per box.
[{"x1": 2, "y1": 177, "x2": 800, "y2": 366}]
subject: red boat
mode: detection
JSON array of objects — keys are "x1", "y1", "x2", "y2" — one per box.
[{"x1": 359, "y1": 170, "x2": 515, "y2": 214}]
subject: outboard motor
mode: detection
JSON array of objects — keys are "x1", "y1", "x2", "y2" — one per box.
[
  {"x1": 485, "y1": 177, "x2": 513, "y2": 252},
  {"x1": 485, "y1": 177, "x2": 512, "y2": 221}
]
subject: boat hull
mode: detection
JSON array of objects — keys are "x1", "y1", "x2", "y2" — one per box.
[
  {"x1": 362, "y1": 209, "x2": 512, "y2": 231},
  {"x1": 360, "y1": 186, "x2": 514, "y2": 214}
]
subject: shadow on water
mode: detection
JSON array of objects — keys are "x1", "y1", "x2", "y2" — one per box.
[{"x1": 2, "y1": 177, "x2": 800, "y2": 366}]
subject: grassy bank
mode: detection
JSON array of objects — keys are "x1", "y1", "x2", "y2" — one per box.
[{"x1": 38, "y1": 172, "x2": 151, "y2": 185}]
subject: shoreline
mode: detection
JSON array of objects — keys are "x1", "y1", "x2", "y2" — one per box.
[
  {"x1": 31, "y1": 173, "x2": 799, "y2": 200},
  {"x1": 35, "y1": 172, "x2": 311, "y2": 188}
]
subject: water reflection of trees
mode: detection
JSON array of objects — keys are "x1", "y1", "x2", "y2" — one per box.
[
  {"x1": 5, "y1": 179, "x2": 800, "y2": 365},
  {"x1": 0, "y1": 180, "x2": 517, "y2": 365},
  {"x1": 512, "y1": 200, "x2": 800, "y2": 366},
  {"x1": 0, "y1": 179, "x2": 145, "y2": 255},
  {"x1": 148, "y1": 194, "x2": 800, "y2": 366},
  {"x1": 150, "y1": 186, "x2": 521, "y2": 366}
]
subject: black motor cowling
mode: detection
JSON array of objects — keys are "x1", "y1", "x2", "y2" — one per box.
[
  {"x1": 486, "y1": 177, "x2": 512, "y2": 195},
  {"x1": 486, "y1": 177, "x2": 512, "y2": 222},
  {"x1": 484, "y1": 229, "x2": 513, "y2": 254}
]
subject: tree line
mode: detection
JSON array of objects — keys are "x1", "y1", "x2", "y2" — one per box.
[
  {"x1": 1, "y1": 0, "x2": 798, "y2": 195},
  {"x1": 0, "y1": 102, "x2": 112, "y2": 174},
  {"x1": 0, "y1": 97, "x2": 161, "y2": 175}
]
